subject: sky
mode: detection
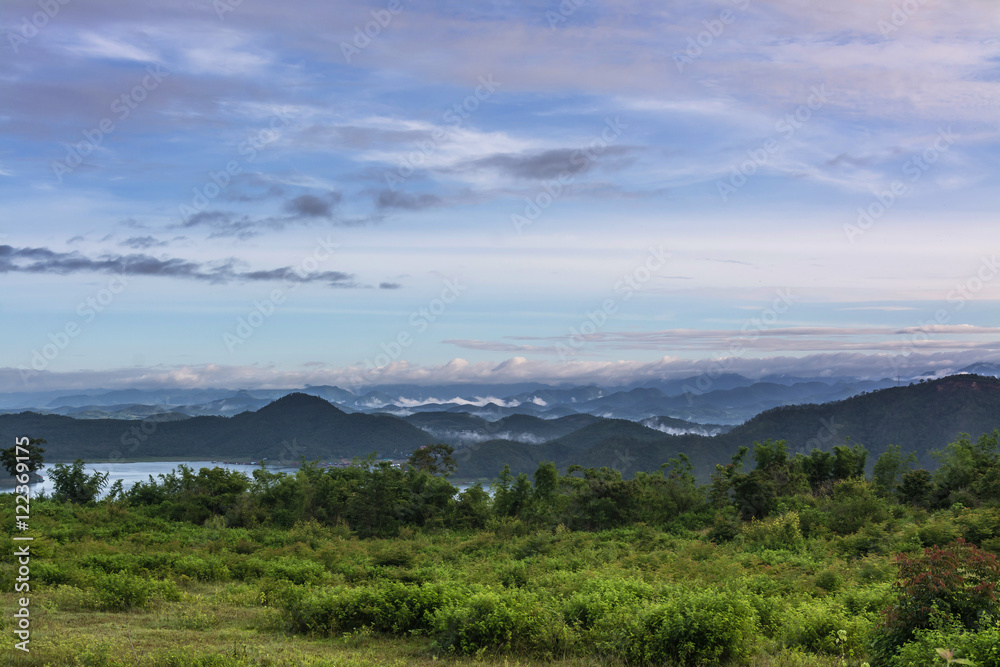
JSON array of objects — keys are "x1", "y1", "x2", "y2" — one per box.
[{"x1": 1, "y1": 0, "x2": 999, "y2": 392}]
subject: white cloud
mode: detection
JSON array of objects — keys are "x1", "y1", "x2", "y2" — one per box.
[{"x1": 4, "y1": 350, "x2": 1000, "y2": 392}]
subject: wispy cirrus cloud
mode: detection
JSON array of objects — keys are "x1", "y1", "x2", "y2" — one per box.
[
  {"x1": 443, "y1": 325, "x2": 1000, "y2": 355},
  {"x1": 4, "y1": 350, "x2": 1000, "y2": 393}
]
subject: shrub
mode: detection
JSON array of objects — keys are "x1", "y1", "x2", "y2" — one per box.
[
  {"x1": 871, "y1": 539, "x2": 1000, "y2": 663},
  {"x1": 499, "y1": 561, "x2": 529, "y2": 588},
  {"x1": 890, "y1": 617, "x2": 1000, "y2": 667},
  {"x1": 288, "y1": 581, "x2": 459, "y2": 636},
  {"x1": 432, "y1": 587, "x2": 567, "y2": 655},
  {"x1": 814, "y1": 569, "x2": 844, "y2": 593},
  {"x1": 739, "y1": 511, "x2": 804, "y2": 551},
  {"x1": 916, "y1": 520, "x2": 959, "y2": 548},
  {"x1": 31, "y1": 560, "x2": 73, "y2": 586},
  {"x1": 826, "y1": 479, "x2": 890, "y2": 535},
  {"x1": 600, "y1": 587, "x2": 760, "y2": 665},
  {"x1": 173, "y1": 554, "x2": 231, "y2": 581},
  {"x1": 371, "y1": 544, "x2": 415, "y2": 568},
  {"x1": 48, "y1": 584, "x2": 98, "y2": 611},
  {"x1": 90, "y1": 571, "x2": 177, "y2": 610},
  {"x1": 778, "y1": 598, "x2": 872, "y2": 655},
  {"x1": 561, "y1": 577, "x2": 656, "y2": 630},
  {"x1": 265, "y1": 557, "x2": 328, "y2": 585}
]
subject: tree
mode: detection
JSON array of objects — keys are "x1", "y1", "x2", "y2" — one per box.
[
  {"x1": 872, "y1": 444, "x2": 917, "y2": 497},
  {"x1": 407, "y1": 443, "x2": 457, "y2": 477},
  {"x1": 0, "y1": 438, "x2": 46, "y2": 481},
  {"x1": 933, "y1": 430, "x2": 1000, "y2": 504},
  {"x1": 49, "y1": 459, "x2": 109, "y2": 504},
  {"x1": 532, "y1": 461, "x2": 559, "y2": 501},
  {"x1": 871, "y1": 539, "x2": 1000, "y2": 663},
  {"x1": 731, "y1": 440, "x2": 808, "y2": 519}
]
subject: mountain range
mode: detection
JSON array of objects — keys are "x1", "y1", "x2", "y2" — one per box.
[
  {"x1": 1, "y1": 374, "x2": 999, "y2": 483},
  {"x1": 10, "y1": 365, "x2": 999, "y2": 424}
]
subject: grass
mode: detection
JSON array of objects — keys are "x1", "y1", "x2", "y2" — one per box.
[{"x1": 2, "y1": 493, "x2": 998, "y2": 665}]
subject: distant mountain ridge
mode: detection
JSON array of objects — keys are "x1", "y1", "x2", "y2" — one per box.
[
  {"x1": 0, "y1": 393, "x2": 433, "y2": 462},
  {"x1": 453, "y1": 375, "x2": 1000, "y2": 481},
  {"x1": 1, "y1": 376, "x2": 998, "y2": 483},
  {"x1": 1, "y1": 373, "x2": 902, "y2": 424}
]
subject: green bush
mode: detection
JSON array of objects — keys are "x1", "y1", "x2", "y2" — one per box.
[
  {"x1": 173, "y1": 554, "x2": 231, "y2": 581},
  {"x1": 814, "y1": 569, "x2": 844, "y2": 593},
  {"x1": 288, "y1": 581, "x2": 459, "y2": 636},
  {"x1": 871, "y1": 539, "x2": 1000, "y2": 664},
  {"x1": 31, "y1": 560, "x2": 74, "y2": 586},
  {"x1": 265, "y1": 557, "x2": 328, "y2": 585},
  {"x1": 778, "y1": 598, "x2": 872, "y2": 655},
  {"x1": 561, "y1": 577, "x2": 656, "y2": 630},
  {"x1": 432, "y1": 587, "x2": 567, "y2": 655},
  {"x1": 916, "y1": 520, "x2": 960, "y2": 547},
  {"x1": 601, "y1": 587, "x2": 760, "y2": 665},
  {"x1": 739, "y1": 511, "x2": 805, "y2": 551},
  {"x1": 890, "y1": 617, "x2": 1000, "y2": 667},
  {"x1": 90, "y1": 571, "x2": 178, "y2": 610},
  {"x1": 826, "y1": 479, "x2": 890, "y2": 535}
]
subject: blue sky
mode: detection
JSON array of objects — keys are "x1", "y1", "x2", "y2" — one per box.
[{"x1": 1, "y1": 0, "x2": 999, "y2": 391}]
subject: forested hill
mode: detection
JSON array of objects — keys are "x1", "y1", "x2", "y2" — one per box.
[
  {"x1": 2, "y1": 376, "x2": 998, "y2": 480},
  {"x1": 0, "y1": 393, "x2": 434, "y2": 462},
  {"x1": 725, "y1": 374, "x2": 1000, "y2": 466},
  {"x1": 453, "y1": 375, "x2": 1000, "y2": 480}
]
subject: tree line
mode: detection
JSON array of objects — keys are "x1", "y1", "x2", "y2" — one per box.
[{"x1": 4, "y1": 432, "x2": 998, "y2": 540}]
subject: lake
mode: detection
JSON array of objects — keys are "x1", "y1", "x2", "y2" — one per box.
[
  {"x1": 21, "y1": 461, "x2": 297, "y2": 498},
  {"x1": 16, "y1": 460, "x2": 481, "y2": 498}
]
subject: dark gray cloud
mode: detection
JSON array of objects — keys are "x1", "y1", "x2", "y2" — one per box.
[
  {"x1": 283, "y1": 192, "x2": 342, "y2": 218},
  {"x1": 375, "y1": 190, "x2": 443, "y2": 211},
  {"x1": 120, "y1": 236, "x2": 169, "y2": 249},
  {"x1": 379, "y1": 282, "x2": 402, "y2": 289},
  {"x1": 178, "y1": 201, "x2": 377, "y2": 239},
  {"x1": 459, "y1": 146, "x2": 638, "y2": 180},
  {"x1": 0, "y1": 245, "x2": 356, "y2": 287},
  {"x1": 180, "y1": 211, "x2": 265, "y2": 240}
]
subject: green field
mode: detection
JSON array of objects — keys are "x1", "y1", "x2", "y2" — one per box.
[{"x1": 2, "y1": 435, "x2": 999, "y2": 666}]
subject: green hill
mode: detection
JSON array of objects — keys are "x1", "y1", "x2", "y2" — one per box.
[
  {"x1": 0, "y1": 393, "x2": 434, "y2": 462},
  {"x1": 455, "y1": 375, "x2": 1000, "y2": 481}
]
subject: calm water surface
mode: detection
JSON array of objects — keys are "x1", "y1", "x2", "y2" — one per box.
[{"x1": 20, "y1": 461, "x2": 479, "y2": 498}]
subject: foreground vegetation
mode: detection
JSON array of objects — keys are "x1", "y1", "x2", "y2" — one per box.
[{"x1": 2, "y1": 433, "x2": 999, "y2": 666}]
